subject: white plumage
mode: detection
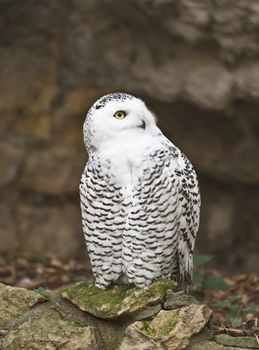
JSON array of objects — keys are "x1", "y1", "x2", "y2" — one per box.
[{"x1": 80, "y1": 93, "x2": 200, "y2": 292}]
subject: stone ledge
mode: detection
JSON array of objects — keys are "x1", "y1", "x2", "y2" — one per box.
[
  {"x1": 61, "y1": 279, "x2": 178, "y2": 320},
  {"x1": 0, "y1": 281, "x2": 257, "y2": 350}
]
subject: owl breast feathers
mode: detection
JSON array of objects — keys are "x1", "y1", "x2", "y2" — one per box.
[{"x1": 80, "y1": 93, "x2": 200, "y2": 293}]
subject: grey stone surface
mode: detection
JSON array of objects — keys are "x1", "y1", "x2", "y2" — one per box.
[
  {"x1": 215, "y1": 334, "x2": 259, "y2": 349},
  {"x1": 120, "y1": 303, "x2": 212, "y2": 350},
  {"x1": 0, "y1": 199, "x2": 18, "y2": 253},
  {"x1": 18, "y1": 143, "x2": 85, "y2": 195},
  {"x1": 191, "y1": 340, "x2": 251, "y2": 350},
  {"x1": 0, "y1": 304, "x2": 98, "y2": 350},
  {"x1": 62, "y1": 280, "x2": 177, "y2": 320},
  {"x1": 2, "y1": 281, "x2": 256, "y2": 350},
  {"x1": 0, "y1": 282, "x2": 216, "y2": 350},
  {"x1": 0, "y1": 283, "x2": 45, "y2": 325},
  {"x1": 16, "y1": 202, "x2": 85, "y2": 259},
  {"x1": 60, "y1": 1, "x2": 259, "y2": 109},
  {"x1": 164, "y1": 290, "x2": 198, "y2": 310},
  {"x1": 0, "y1": 142, "x2": 25, "y2": 188},
  {"x1": 0, "y1": 0, "x2": 259, "y2": 270}
]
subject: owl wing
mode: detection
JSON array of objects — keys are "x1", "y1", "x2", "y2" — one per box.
[
  {"x1": 79, "y1": 155, "x2": 127, "y2": 289},
  {"x1": 123, "y1": 141, "x2": 199, "y2": 292},
  {"x1": 123, "y1": 147, "x2": 181, "y2": 287},
  {"x1": 158, "y1": 131, "x2": 200, "y2": 292},
  {"x1": 175, "y1": 152, "x2": 200, "y2": 293}
]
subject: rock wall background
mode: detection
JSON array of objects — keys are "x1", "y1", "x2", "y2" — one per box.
[{"x1": 1, "y1": 0, "x2": 259, "y2": 273}]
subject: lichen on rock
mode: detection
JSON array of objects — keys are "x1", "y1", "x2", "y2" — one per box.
[
  {"x1": 120, "y1": 303, "x2": 212, "y2": 350},
  {"x1": 0, "y1": 281, "x2": 223, "y2": 350},
  {"x1": 1, "y1": 304, "x2": 97, "y2": 350},
  {"x1": 0, "y1": 283, "x2": 45, "y2": 326},
  {"x1": 215, "y1": 334, "x2": 259, "y2": 349},
  {"x1": 164, "y1": 290, "x2": 198, "y2": 309},
  {"x1": 61, "y1": 279, "x2": 178, "y2": 319},
  {"x1": 191, "y1": 340, "x2": 250, "y2": 350}
]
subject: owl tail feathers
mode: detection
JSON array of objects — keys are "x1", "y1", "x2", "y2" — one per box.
[
  {"x1": 177, "y1": 250, "x2": 193, "y2": 295},
  {"x1": 178, "y1": 270, "x2": 192, "y2": 295}
]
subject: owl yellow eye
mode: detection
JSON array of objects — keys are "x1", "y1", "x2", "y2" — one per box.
[{"x1": 113, "y1": 110, "x2": 127, "y2": 119}]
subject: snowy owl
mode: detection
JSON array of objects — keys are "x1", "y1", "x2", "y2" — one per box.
[{"x1": 80, "y1": 93, "x2": 200, "y2": 293}]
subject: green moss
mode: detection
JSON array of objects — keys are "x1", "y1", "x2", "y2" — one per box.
[
  {"x1": 62, "y1": 279, "x2": 178, "y2": 319},
  {"x1": 50, "y1": 305, "x2": 81, "y2": 328},
  {"x1": 139, "y1": 321, "x2": 157, "y2": 336},
  {"x1": 97, "y1": 330, "x2": 125, "y2": 350},
  {"x1": 158, "y1": 312, "x2": 179, "y2": 337},
  {"x1": 34, "y1": 287, "x2": 50, "y2": 300},
  {"x1": 0, "y1": 306, "x2": 97, "y2": 349},
  {"x1": 138, "y1": 309, "x2": 180, "y2": 338},
  {"x1": 62, "y1": 282, "x2": 132, "y2": 318}
]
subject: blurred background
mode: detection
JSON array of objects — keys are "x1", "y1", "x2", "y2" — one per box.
[{"x1": 1, "y1": 0, "x2": 259, "y2": 278}]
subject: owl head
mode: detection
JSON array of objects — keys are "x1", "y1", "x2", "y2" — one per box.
[{"x1": 83, "y1": 93, "x2": 157, "y2": 152}]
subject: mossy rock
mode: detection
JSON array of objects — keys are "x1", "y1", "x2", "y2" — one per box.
[
  {"x1": 215, "y1": 334, "x2": 259, "y2": 349},
  {"x1": 138, "y1": 309, "x2": 181, "y2": 337},
  {"x1": 191, "y1": 340, "x2": 248, "y2": 350},
  {"x1": 0, "y1": 283, "x2": 45, "y2": 327},
  {"x1": 120, "y1": 303, "x2": 212, "y2": 349},
  {"x1": 137, "y1": 304, "x2": 211, "y2": 340},
  {"x1": 0, "y1": 303, "x2": 97, "y2": 350},
  {"x1": 62, "y1": 279, "x2": 178, "y2": 319}
]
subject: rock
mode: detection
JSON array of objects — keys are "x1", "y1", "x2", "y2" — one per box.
[
  {"x1": 0, "y1": 281, "x2": 216, "y2": 350},
  {"x1": 62, "y1": 280, "x2": 178, "y2": 319},
  {"x1": 0, "y1": 142, "x2": 25, "y2": 188},
  {"x1": 16, "y1": 202, "x2": 85, "y2": 259},
  {"x1": 61, "y1": 1, "x2": 259, "y2": 107},
  {"x1": 196, "y1": 183, "x2": 236, "y2": 265},
  {"x1": 0, "y1": 283, "x2": 45, "y2": 326},
  {"x1": 236, "y1": 64, "x2": 259, "y2": 100},
  {"x1": 215, "y1": 334, "x2": 259, "y2": 349},
  {"x1": 18, "y1": 143, "x2": 86, "y2": 195},
  {"x1": 196, "y1": 180, "x2": 259, "y2": 272},
  {"x1": 0, "y1": 304, "x2": 98, "y2": 350},
  {"x1": 164, "y1": 290, "x2": 198, "y2": 309},
  {"x1": 190, "y1": 328, "x2": 215, "y2": 345},
  {"x1": 0, "y1": 199, "x2": 18, "y2": 253},
  {"x1": 0, "y1": 46, "x2": 58, "y2": 114},
  {"x1": 121, "y1": 327, "x2": 164, "y2": 350},
  {"x1": 191, "y1": 340, "x2": 251, "y2": 350},
  {"x1": 12, "y1": 113, "x2": 53, "y2": 141},
  {"x1": 133, "y1": 304, "x2": 162, "y2": 322},
  {"x1": 184, "y1": 61, "x2": 232, "y2": 110},
  {"x1": 1, "y1": 0, "x2": 259, "y2": 273},
  {"x1": 54, "y1": 87, "x2": 109, "y2": 143},
  {"x1": 120, "y1": 303, "x2": 212, "y2": 350}
]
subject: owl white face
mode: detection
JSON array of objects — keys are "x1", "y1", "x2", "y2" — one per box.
[{"x1": 83, "y1": 93, "x2": 157, "y2": 151}]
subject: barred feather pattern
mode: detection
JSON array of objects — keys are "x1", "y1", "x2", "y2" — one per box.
[
  {"x1": 80, "y1": 145, "x2": 200, "y2": 291},
  {"x1": 80, "y1": 157, "x2": 127, "y2": 288},
  {"x1": 122, "y1": 148, "x2": 180, "y2": 287},
  {"x1": 80, "y1": 93, "x2": 200, "y2": 292}
]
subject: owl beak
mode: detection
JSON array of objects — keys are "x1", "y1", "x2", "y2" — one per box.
[{"x1": 139, "y1": 120, "x2": 146, "y2": 130}]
